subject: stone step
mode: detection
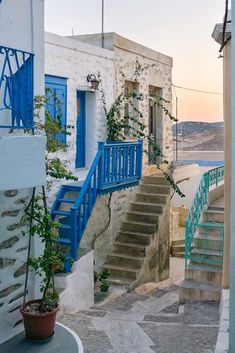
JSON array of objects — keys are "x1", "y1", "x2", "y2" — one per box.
[
  {"x1": 113, "y1": 241, "x2": 147, "y2": 257},
  {"x1": 116, "y1": 231, "x2": 153, "y2": 246},
  {"x1": 107, "y1": 253, "x2": 144, "y2": 268},
  {"x1": 103, "y1": 264, "x2": 138, "y2": 280},
  {"x1": 193, "y1": 235, "x2": 223, "y2": 251},
  {"x1": 127, "y1": 211, "x2": 160, "y2": 224},
  {"x1": 190, "y1": 248, "x2": 223, "y2": 263},
  {"x1": 196, "y1": 223, "x2": 223, "y2": 236},
  {"x1": 203, "y1": 209, "x2": 224, "y2": 223},
  {"x1": 136, "y1": 192, "x2": 167, "y2": 204},
  {"x1": 171, "y1": 244, "x2": 185, "y2": 252},
  {"x1": 143, "y1": 175, "x2": 170, "y2": 186},
  {"x1": 179, "y1": 279, "x2": 221, "y2": 303},
  {"x1": 131, "y1": 201, "x2": 163, "y2": 214},
  {"x1": 171, "y1": 251, "x2": 185, "y2": 258},
  {"x1": 185, "y1": 263, "x2": 222, "y2": 286},
  {"x1": 171, "y1": 239, "x2": 185, "y2": 246},
  {"x1": 121, "y1": 221, "x2": 157, "y2": 234},
  {"x1": 140, "y1": 184, "x2": 171, "y2": 195}
]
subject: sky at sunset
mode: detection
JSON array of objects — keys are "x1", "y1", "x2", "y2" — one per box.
[{"x1": 45, "y1": 0, "x2": 225, "y2": 123}]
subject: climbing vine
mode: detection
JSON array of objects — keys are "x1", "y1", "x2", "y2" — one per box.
[
  {"x1": 34, "y1": 92, "x2": 78, "y2": 183},
  {"x1": 98, "y1": 61, "x2": 184, "y2": 198}
]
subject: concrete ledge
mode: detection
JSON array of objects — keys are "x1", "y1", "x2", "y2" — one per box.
[
  {"x1": 55, "y1": 249, "x2": 94, "y2": 313},
  {"x1": 214, "y1": 289, "x2": 229, "y2": 353},
  {"x1": 0, "y1": 322, "x2": 83, "y2": 353},
  {"x1": 0, "y1": 134, "x2": 46, "y2": 190}
]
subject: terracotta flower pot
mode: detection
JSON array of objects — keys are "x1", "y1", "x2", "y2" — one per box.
[{"x1": 20, "y1": 299, "x2": 59, "y2": 341}]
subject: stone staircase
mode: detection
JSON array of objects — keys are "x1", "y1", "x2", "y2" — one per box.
[
  {"x1": 171, "y1": 238, "x2": 185, "y2": 258},
  {"x1": 103, "y1": 174, "x2": 171, "y2": 288},
  {"x1": 180, "y1": 198, "x2": 224, "y2": 303}
]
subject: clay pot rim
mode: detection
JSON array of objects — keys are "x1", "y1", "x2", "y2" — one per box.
[{"x1": 20, "y1": 299, "x2": 59, "y2": 318}]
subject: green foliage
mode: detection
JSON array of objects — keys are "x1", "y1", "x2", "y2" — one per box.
[
  {"x1": 34, "y1": 91, "x2": 78, "y2": 182},
  {"x1": 22, "y1": 196, "x2": 63, "y2": 312},
  {"x1": 98, "y1": 60, "x2": 184, "y2": 198},
  {"x1": 94, "y1": 269, "x2": 110, "y2": 293}
]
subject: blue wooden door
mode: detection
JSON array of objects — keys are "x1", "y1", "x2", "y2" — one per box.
[
  {"x1": 45, "y1": 75, "x2": 67, "y2": 144},
  {"x1": 76, "y1": 91, "x2": 86, "y2": 168}
]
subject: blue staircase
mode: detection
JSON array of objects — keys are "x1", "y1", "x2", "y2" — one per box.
[{"x1": 51, "y1": 140, "x2": 143, "y2": 272}]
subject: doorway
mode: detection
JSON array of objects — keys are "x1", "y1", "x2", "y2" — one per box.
[{"x1": 76, "y1": 91, "x2": 86, "y2": 168}]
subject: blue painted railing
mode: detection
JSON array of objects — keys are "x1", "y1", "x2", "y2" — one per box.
[
  {"x1": 52, "y1": 140, "x2": 143, "y2": 271},
  {"x1": 99, "y1": 140, "x2": 143, "y2": 191},
  {"x1": 185, "y1": 165, "x2": 224, "y2": 266},
  {"x1": 0, "y1": 45, "x2": 34, "y2": 130}
]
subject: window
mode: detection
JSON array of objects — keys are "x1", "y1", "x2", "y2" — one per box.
[
  {"x1": 45, "y1": 75, "x2": 68, "y2": 145},
  {"x1": 124, "y1": 81, "x2": 139, "y2": 137}
]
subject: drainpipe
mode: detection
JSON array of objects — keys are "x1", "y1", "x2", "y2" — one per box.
[
  {"x1": 30, "y1": 0, "x2": 34, "y2": 53},
  {"x1": 230, "y1": 1, "x2": 235, "y2": 351}
]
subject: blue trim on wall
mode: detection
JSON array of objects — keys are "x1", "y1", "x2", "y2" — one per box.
[
  {"x1": 178, "y1": 160, "x2": 224, "y2": 167},
  {"x1": 45, "y1": 75, "x2": 68, "y2": 84},
  {"x1": 45, "y1": 75, "x2": 67, "y2": 145}
]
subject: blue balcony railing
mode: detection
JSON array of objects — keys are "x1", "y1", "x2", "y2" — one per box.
[
  {"x1": 51, "y1": 140, "x2": 143, "y2": 271},
  {"x1": 0, "y1": 45, "x2": 34, "y2": 130},
  {"x1": 98, "y1": 140, "x2": 143, "y2": 192}
]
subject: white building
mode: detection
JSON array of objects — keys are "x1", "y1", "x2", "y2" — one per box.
[{"x1": 0, "y1": 0, "x2": 46, "y2": 343}]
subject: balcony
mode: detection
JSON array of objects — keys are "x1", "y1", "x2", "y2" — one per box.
[
  {"x1": 0, "y1": 45, "x2": 46, "y2": 190},
  {"x1": 0, "y1": 45, "x2": 34, "y2": 130}
]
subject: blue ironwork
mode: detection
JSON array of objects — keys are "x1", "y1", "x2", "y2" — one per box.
[
  {"x1": 0, "y1": 45, "x2": 34, "y2": 129},
  {"x1": 185, "y1": 165, "x2": 224, "y2": 266},
  {"x1": 51, "y1": 140, "x2": 143, "y2": 271},
  {"x1": 99, "y1": 140, "x2": 143, "y2": 192}
]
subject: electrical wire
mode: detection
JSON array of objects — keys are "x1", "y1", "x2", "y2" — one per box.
[{"x1": 172, "y1": 84, "x2": 222, "y2": 95}]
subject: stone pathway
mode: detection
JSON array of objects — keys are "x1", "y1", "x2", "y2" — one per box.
[{"x1": 58, "y1": 276, "x2": 220, "y2": 353}]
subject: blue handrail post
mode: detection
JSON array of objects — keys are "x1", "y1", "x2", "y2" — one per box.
[
  {"x1": 136, "y1": 139, "x2": 143, "y2": 179},
  {"x1": 71, "y1": 207, "x2": 78, "y2": 261},
  {"x1": 98, "y1": 142, "x2": 105, "y2": 189}
]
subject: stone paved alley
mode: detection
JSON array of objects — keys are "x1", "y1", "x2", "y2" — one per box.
[{"x1": 58, "y1": 258, "x2": 220, "y2": 353}]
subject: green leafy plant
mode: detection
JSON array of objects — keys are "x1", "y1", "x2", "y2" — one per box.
[
  {"x1": 34, "y1": 91, "x2": 78, "y2": 182},
  {"x1": 98, "y1": 61, "x2": 184, "y2": 198},
  {"x1": 22, "y1": 196, "x2": 63, "y2": 312},
  {"x1": 94, "y1": 269, "x2": 110, "y2": 293}
]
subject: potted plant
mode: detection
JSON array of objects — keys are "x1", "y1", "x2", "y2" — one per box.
[{"x1": 20, "y1": 194, "x2": 63, "y2": 341}]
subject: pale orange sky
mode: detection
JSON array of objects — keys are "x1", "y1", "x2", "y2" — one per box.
[{"x1": 45, "y1": 0, "x2": 225, "y2": 123}]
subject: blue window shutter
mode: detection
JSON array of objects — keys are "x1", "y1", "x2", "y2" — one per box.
[{"x1": 45, "y1": 75, "x2": 67, "y2": 144}]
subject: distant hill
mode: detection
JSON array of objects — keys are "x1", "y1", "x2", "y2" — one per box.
[
  {"x1": 173, "y1": 121, "x2": 224, "y2": 136},
  {"x1": 173, "y1": 121, "x2": 224, "y2": 151}
]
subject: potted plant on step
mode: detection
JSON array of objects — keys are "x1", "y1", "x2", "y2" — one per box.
[{"x1": 20, "y1": 192, "x2": 63, "y2": 341}]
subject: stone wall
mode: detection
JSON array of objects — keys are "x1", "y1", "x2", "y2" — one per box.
[
  {"x1": 0, "y1": 188, "x2": 39, "y2": 343},
  {"x1": 80, "y1": 186, "x2": 138, "y2": 270}
]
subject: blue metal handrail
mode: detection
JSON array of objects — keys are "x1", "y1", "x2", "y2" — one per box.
[
  {"x1": 59, "y1": 140, "x2": 143, "y2": 270},
  {"x1": 185, "y1": 165, "x2": 224, "y2": 266},
  {"x1": 70, "y1": 151, "x2": 102, "y2": 260},
  {"x1": 0, "y1": 45, "x2": 34, "y2": 130}
]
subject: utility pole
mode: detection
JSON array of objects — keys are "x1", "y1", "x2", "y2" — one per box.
[
  {"x1": 175, "y1": 97, "x2": 178, "y2": 161},
  {"x1": 101, "y1": 0, "x2": 104, "y2": 48}
]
